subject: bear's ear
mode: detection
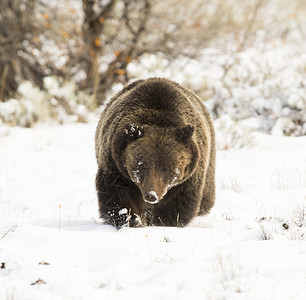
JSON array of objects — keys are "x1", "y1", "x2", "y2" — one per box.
[
  {"x1": 178, "y1": 125, "x2": 194, "y2": 143},
  {"x1": 125, "y1": 124, "x2": 144, "y2": 140}
]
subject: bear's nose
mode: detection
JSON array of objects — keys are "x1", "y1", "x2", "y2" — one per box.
[{"x1": 144, "y1": 191, "x2": 159, "y2": 204}]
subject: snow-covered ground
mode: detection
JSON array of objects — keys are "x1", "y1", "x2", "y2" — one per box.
[{"x1": 0, "y1": 122, "x2": 305, "y2": 300}]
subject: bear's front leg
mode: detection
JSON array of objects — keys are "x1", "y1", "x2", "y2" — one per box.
[
  {"x1": 149, "y1": 189, "x2": 201, "y2": 227},
  {"x1": 102, "y1": 206, "x2": 143, "y2": 229},
  {"x1": 96, "y1": 170, "x2": 143, "y2": 229}
]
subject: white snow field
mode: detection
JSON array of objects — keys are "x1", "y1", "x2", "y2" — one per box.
[{"x1": 0, "y1": 122, "x2": 305, "y2": 300}]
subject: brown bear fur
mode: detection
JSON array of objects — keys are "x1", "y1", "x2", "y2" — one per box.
[{"x1": 95, "y1": 78, "x2": 215, "y2": 228}]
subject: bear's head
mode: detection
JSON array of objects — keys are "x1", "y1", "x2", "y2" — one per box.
[{"x1": 113, "y1": 124, "x2": 199, "y2": 204}]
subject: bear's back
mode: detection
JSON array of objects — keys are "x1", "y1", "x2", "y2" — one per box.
[{"x1": 101, "y1": 78, "x2": 208, "y2": 126}]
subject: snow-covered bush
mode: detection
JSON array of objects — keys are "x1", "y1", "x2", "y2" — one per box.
[
  {"x1": 0, "y1": 77, "x2": 95, "y2": 127},
  {"x1": 203, "y1": 45, "x2": 306, "y2": 144}
]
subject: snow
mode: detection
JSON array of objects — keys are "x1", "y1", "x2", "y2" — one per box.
[
  {"x1": 132, "y1": 170, "x2": 141, "y2": 184},
  {"x1": 119, "y1": 208, "x2": 128, "y2": 216},
  {"x1": 148, "y1": 191, "x2": 158, "y2": 199},
  {"x1": 1, "y1": 122, "x2": 306, "y2": 299}
]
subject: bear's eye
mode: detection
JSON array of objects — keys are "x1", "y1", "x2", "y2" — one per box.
[{"x1": 142, "y1": 167, "x2": 148, "y2": 174}]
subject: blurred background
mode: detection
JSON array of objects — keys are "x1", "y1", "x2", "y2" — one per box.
[{"x1": 0, "y1": 0, "x2": 305, "y2": 148}]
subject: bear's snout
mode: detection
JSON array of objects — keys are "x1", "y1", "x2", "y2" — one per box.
[{"x1": 144, "y1": 190, "x2": 159, "y2": 204}]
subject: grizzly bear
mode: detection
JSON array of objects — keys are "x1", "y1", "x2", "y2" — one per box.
[{"x1": 95, "y1": 78, "x2": 215, "y2": 229}]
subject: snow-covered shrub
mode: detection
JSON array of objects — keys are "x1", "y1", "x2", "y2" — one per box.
[
  {"x1": 43, "y1": 76, "x2": 95, "y2": 123},
  {"x1": 0, "y1": 77, "x2": 95, "y2": 127},
  {"x1": 204, "y1": 45, "x2": 306, "y2": 144},
  {"x1": 0, "y1": 97, "x2": 39, "y2": 128},
  {"x1": 127, "y1": 53, "x2": 171, "y2": 80}
]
